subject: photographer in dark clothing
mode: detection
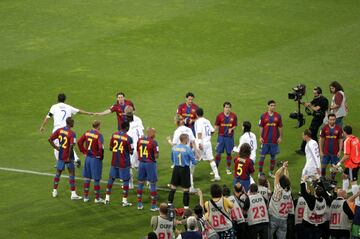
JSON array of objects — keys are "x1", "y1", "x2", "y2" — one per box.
[{"x1": 296, "y1": 87, "x2": 328, "y2": 155}]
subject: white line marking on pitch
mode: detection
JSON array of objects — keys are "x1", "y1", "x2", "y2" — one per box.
[{"x1": 0, "y1": 166, "x2": 207, "y2": 196}]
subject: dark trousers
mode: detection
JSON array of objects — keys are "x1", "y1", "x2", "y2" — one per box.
[
  {"x1": 300, "y1": 117, "x2": 323, "y2": 152},
  {"x1": 287, "y1": 214, "x2": 296, "y2": 239},
  {"x1": 234, "y1": 222, "x2": 248, "y2": 239},
  {"x1": 303, "y1": 224, "x2": 321, "y2": 239},
  {"x1": 295, "y1": 224, "x2": 305, "y2": 239},
  {"x1": 302, "y1": 221, "x2": 329, "y2": 239},
  {"x1": 248, "y1": 222, "x2": 269, "y2": 239}
]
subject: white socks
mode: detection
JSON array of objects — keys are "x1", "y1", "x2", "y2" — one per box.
[
  {"x1": 250, "y1": 176, "x2": 255, "y2": 184},
  {"x1": 129, "y1": 169, "x2": 134, "y2": 189},
  {"x1": 190, "y1": 164, "x2": 196, "y2": 188},
  {"x1": 210, "y1": 161, "x2": 220, "y2": 178},
  {"x1": 343, "y1": 179, "x2": 350, "y2": 191}
]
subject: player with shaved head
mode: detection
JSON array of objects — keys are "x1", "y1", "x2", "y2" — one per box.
[{"x1": 136, "y1": 127, "x2": 159, "y2": 211}]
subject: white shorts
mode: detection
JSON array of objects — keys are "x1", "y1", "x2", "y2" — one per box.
[
  {"x1": 302, "y1": 167, "x2": 319, "y2": 179},
  {"x1": 53, "y1": 139, "x2": 79, "y2": 161},
  {"x1": 130, "y1": 150, "x2": 139, "y2": 168},
  {"x1": 198, "y1": 142, "x2": 214, "y2": 161}
]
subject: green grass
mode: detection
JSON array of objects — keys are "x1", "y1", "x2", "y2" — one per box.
[{"x1": 0, "y1": 0, "x2": 360, "y2": 238}]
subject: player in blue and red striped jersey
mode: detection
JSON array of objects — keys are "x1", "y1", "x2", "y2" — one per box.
[
  {"x1": 258, "y1": 100, "x2": 283, "y2": 178},
  {"x1": 48, "y1": 117, "x2": 82, "y2": 200},
  {"x1": 214, "y1": 101, "x2": 238, "y2": 175},
  {"x1": 104, "y1": 121, "x2": 134, "y2": 206},
  {"x1": 96, "y1": 92, "x2": 135, "y2": 130},
  {"x1": 177, "y1": 92, "x2": 198, "y2": 134},
  {"x1": 136, "y1": 128, "x2": 159, "y2": 211},
  {"x1": 319, "y1": 113, "x2": 343, "y2": 179},
  {"x1": 234, "y1": 143, "x2": 255, "y2": 192},
  {"x1": 77, "y1": 120, "x2": 105, "y2": 203}
]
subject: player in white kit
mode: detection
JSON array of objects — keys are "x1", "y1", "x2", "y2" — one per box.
[
  {"x1": 40, "y1": 93, "x2": 93, "y2": 166},
  {"x1": 302, "y1": 129, "x2": 321, "y2": 181},
  {"x1": 124, "y1": 106, "x2": 144, "y2": 189},
  {"x1": 233, "y1": 121, "x2": 257, "y2": 184},
  {"x1": 194, "y1": 108, "x2": 220, "y2": 182},
  {"x1": 233, "y1": 121, "x2": 257, "y2": 163}
]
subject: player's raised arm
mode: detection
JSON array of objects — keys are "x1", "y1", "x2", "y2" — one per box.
[{"x1": 274, "y1": 161, "x2": 287, "y2": 187}]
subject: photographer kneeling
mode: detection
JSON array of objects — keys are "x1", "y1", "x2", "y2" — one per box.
[{"x1": 296, "y1": 87, "x2": 328, "y2": 155}]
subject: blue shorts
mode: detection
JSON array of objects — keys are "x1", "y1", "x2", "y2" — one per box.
[
  {"x1": 233, "y1": 177, "x2": 251, "y2": 192},
  {"x1": 56, "y1": 160, "x2": 75, "y2": 171},
  {"x1": 138, "y1": 162, "x2": 158, "y2": 183},
  {"x1": 216, "y1": 136, "x2": 234, "y2": 155},
  {"x1": 322, "y1": 155, "x2": 339, "y2": 165},
  {"x1": 82, "y1": 156, "x2": 103, "y2": 180},
  {"x1": 260, "y1": 144, "x2": 279, "y2": 156},
  {"x1": 109, "y1": 166, "x2": 131, "y2": 181}
]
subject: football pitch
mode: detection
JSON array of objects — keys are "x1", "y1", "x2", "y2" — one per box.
[{"x1": 1, "y1": 0, "x2": 360, "y2": 238}]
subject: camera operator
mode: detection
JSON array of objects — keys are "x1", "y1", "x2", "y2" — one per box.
[{"x1": 296, "y1": 87, "x2": 328, "y2": 155}]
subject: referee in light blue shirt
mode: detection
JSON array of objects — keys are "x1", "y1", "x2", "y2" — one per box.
[{"x1": 168, "y1": 134, "x2": 198, "y2": 209}]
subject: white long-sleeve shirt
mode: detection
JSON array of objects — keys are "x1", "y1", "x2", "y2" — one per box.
[{"x1": 304, "y1": 139, "x2": 321, "y2": 169}]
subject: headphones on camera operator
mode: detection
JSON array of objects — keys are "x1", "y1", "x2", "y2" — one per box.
[{"x1": 302, "y1": 86, "x2": 323, "y2": 117}]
